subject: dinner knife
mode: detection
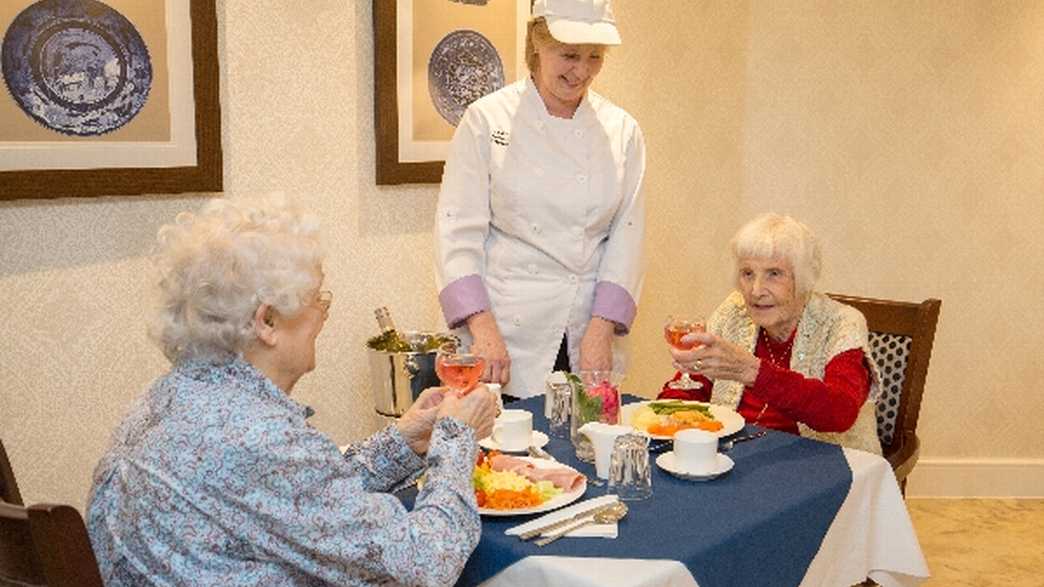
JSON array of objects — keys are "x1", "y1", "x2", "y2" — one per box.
[{"x1": 517, "y1": 502, "x2": 616, "y2": 541}]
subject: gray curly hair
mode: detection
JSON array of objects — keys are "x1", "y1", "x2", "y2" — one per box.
[{"x1": 148, "y1": 195, "x2": 323, "y2": 362}]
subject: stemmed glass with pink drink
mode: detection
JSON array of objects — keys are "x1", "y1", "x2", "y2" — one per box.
[
  {"x1": 664, "y1": 315, "x2": 706, "y2": 390},
  {"x1": 435, "y1": 341, "x2": 486, "y2": 396}
]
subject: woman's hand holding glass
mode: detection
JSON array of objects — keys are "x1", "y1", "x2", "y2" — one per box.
[
  {"x1": 672, "y1": 331, "x2": 761, "y2": 387},
  {"x1": 436, "y1": 386, "x2": 497, "y2": 440},
  {"x1": 664, "y1": 316, "x2": 707, "y2": 390},
  {"x1": 396, "y1": 387, "x2": 448, "y2": 455}
]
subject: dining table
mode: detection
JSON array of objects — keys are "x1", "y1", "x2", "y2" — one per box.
[{"x1": 400, "y1": 395, "x2": 929, "y2": 587}]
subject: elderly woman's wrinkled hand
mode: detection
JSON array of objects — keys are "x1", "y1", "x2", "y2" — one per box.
[
  {"x1": 672, "y1": 332, "x2": 762, "y2": 387},
  {"x1": 436, "y1": 385, "x2": 498, "y2": 440},
  {"x1": 396, "y1": 387, "x2": 448, "y2": 455}
]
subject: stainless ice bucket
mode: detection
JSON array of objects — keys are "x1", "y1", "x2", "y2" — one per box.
[{"x1": 367, "y1": 331, "x2": 448, "y2": 417}]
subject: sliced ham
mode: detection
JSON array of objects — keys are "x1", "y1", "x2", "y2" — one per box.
[
  {"x1": 489, "y1": 454, "x2": 533, "y2": 473},
  {"x1": 488, "y1": 454, "x2": 584, "y2": 492},
  {"x1": 524, "y1": 467, "x2": 585, "y2": 492}
]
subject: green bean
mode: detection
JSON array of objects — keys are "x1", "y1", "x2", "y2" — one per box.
[{"x1": 649, "y1": 401, "x2": 711, "y2": 416}]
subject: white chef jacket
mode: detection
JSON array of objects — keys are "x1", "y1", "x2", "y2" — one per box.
[{"x1": 434, "y1": 77, "x2": 646, "y2": 398}]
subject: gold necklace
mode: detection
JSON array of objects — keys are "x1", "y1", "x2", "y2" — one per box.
[
  {"x1": 753, "y1": 329, "x2": 795, "y2": 426},
  {"x1": 760, "y1": 329, "x2": 795, "y2": 367}
]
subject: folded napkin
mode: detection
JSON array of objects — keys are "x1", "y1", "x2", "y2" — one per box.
[{"x1": 505, "y1": 495, "x2": 620, "y2": 539}]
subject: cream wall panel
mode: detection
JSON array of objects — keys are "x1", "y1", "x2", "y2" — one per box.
[
  {"x1": 3, "y1": 2, "x2": 1042, "y2": 509},
  {"x1": 737, "y1": 1, "x2": 1044, "y2": 461}
]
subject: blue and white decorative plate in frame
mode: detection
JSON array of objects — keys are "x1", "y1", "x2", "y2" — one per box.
[
  {"x1": 427, "y1": 29, "x2": 504, "y2": 127},
  {"x1": 1, "y1": 0, "x2": 152, "y2": 136}
]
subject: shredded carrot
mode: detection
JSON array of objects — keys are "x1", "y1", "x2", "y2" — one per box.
[
  {"x1": 648, "y1": 423, "x2": 682, "y2": 436},
  {"x1": 484, "y1": 487, "x2": 543, "y2": 510},
  {"x1": 648, "y1": 420, "x2": 723, "y2": 436}
]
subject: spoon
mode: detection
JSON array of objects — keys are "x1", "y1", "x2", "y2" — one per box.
[
  {"x1": 720, "y1": 430, "x2": 767, "y2": 451},
  {"x1": 527, "y1": 444, "x2": 555, "y2": 461},
  {"x1": 534, "y1": 502, "x2": 629, "y2": 547}
]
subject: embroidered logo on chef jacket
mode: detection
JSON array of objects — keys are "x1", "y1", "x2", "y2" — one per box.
[{"x1": 491, "y1": 129, "x2": 509, "y2": 146}]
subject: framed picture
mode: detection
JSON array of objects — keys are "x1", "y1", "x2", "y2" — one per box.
[
  {"x1": 374, "y1": 0, "x2": 529, "y2": 185},
  {"x1": 0, "y1": 0, "x2": 221, "y2": 201}
]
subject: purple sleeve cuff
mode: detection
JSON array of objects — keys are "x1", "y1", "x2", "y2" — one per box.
[
  {"x1": 591, "y1": 281, "x2": 637, "y2": 335},
  {"x1": 439, "y1": 274, "x2": 491, "y2": 329}
]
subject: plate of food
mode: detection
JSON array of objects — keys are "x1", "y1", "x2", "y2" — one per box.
[
  {"x1": 473, "y1": 451, "x2": 587, "y2": 516},
  {"x1": 620, "y1": 399, "x2": 745, "y2": 440}
]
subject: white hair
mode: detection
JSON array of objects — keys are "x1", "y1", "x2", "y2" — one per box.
[
  {"x1": 148, "y1": 195, "x2": 322, "y2": 362},
  {"x1": 730, "y1": 213, "x2": 822, "y2": 298}
]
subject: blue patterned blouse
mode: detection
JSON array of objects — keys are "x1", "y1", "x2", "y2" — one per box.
[{"x1": 87, "y1": 357, "x2": 480, "y2": 586}]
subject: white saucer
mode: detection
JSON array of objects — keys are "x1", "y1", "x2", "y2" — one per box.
[
  {"x1": 655, "y1": 452, "x2": 734, "y2": 482},
  {"x1": 478, "y1": 430, "x2": 549, "y2": 453}
]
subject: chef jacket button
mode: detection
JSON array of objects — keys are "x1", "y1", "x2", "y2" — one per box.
[
  {"x1": 527, "y1": 263, "x2": 538, "y2": 274},
  {"x1": 573, "y1": 129, "x2": 583, "y2": 138},
  {"x1": 513, "y1": 315, "x2": 522, "y2": 326},
  {"x1": 536, "y1": 121, "x2": 545, "y2": 132},
  {"x1": 576, "y1": 174, "x2": 588, "y2": 184},
  {"x1": 531, "y1": 223, "x2": 541, "y2": 233},
  {"x1": 568, "y1": 274, "x2": 578, "y2": 283}
]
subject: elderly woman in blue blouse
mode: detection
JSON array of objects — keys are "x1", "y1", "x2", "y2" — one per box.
[{"x1": 86, "y1": 196, "x2": 498, "y2": 587}]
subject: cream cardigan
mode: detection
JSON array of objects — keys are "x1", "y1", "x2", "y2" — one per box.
[{"x1": 707, "y1": 291, "x2": 882, "y2": 455}]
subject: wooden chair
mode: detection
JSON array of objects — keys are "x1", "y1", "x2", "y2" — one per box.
[
  {"x1": 0, "y1": 439, "x2": 104, "y2": 587},
  {"x1": 0, "y1": 439, "x2": 22, "y2": 506},
  {"x1": 827, "y1": 294, "x2": 942, "y2": 495}
]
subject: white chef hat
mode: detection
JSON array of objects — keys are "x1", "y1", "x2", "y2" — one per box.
[{"x1": 531, "y1": 0, "x2": 622, "y2": 46}]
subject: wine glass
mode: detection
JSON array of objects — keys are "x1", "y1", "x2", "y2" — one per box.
[
  {"x1": 664, "y1": 315, "x2": 706, "y2": 390},
  {"x1": 435, "y1": 341, "x2": 486, "y2": 396}
]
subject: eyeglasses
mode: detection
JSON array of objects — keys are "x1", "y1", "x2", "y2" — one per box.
[{"x1": 316, "y1": 290, "x2": 333, "y2": 312}]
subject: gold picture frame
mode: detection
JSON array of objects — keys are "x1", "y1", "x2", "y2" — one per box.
[
  {"x1": 374, "y1": 0, "x2": 529, "y2": 185},
  {"x1": 0, "y1": 0, "x2": 221, "y2": 201}
]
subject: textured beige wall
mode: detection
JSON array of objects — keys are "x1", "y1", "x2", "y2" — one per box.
[{"x1": 2, "y1": 1, "x2": 1042, "y2": 508}]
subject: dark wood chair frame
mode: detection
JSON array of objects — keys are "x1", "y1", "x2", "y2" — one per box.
[
  {"x1": 0, "y1": 440, "x2": 23, "y2": 506},
  {"x1": 0, "y1": 439, "x2": 105, "y2": 587},
  {"x1": 827, "y1": 294, "x2": 942, "y2": 494}
]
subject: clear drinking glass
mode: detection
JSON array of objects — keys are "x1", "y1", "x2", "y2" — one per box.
[
  {"x1": 435, "y1": 341, "x2": 485, "y2": 396},
  {"x1": 545, "y1": 371, "x2": 572, "y2": 439},
  {"x1": 664, "y1": 315, "x2": 706, "y2": 390},
  {"x1": 608, "y1": 433, "x2": 652, "y2": 501},
  {"x1": 570, "y1": 370, "x2": 623, "y2": 463}
]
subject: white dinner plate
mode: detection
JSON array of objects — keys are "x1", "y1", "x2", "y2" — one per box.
[
  {"x1": 620, "y1": 400, "x2": 745, "y2": 440},
  {"x1": 656, "y1": 452, "x2": 734, "y2": 482},
  {"x1": 478, "y1": 457, "x2": 587, "y2": 516},
  {"x1": 478, "y1": 431, "x2": 549, "y2": 453}
]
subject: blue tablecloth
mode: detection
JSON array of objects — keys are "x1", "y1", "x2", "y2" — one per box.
[{"x1": 405, "y1": 395, "x2": 854, "y2": 587}]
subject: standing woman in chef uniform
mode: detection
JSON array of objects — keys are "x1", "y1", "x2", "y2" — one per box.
[{"x1": 435, "y1": 0, "x2": 646, "y2": 399}]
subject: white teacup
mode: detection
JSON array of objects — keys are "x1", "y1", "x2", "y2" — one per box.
[
  {"x1": 493, "y1": 409, "x2": 533, "y2": 451},
  {"x1": 673, "y1": 429, "x2": 719, "y2": 475}
]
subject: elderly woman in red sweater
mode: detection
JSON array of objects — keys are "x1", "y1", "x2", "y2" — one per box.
[{"x1": 661, "y1": 214, "x2": 881, "y2": 453}]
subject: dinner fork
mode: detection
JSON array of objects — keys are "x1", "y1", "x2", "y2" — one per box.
[{"x1": 720, "y1": 430, "x2": 767, "y2": 451}]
